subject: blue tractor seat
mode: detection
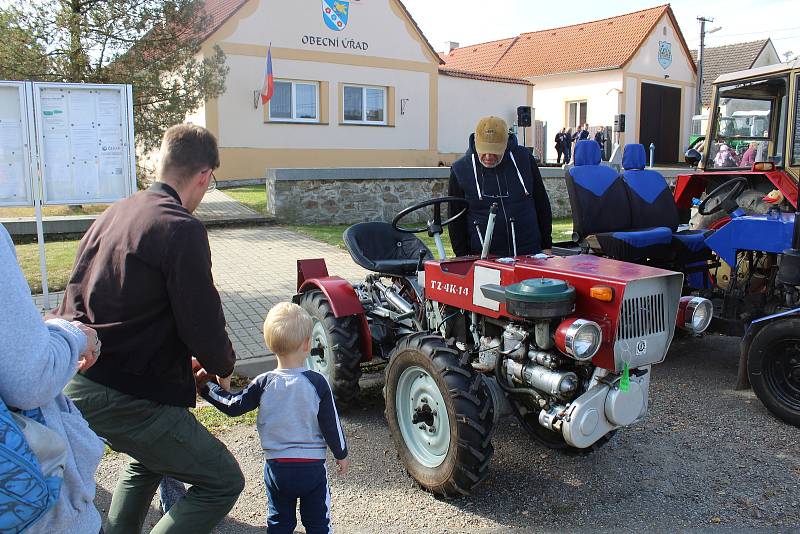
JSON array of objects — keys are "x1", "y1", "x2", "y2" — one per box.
[
  {"x1": 621, "y1": 143, "x2": 713, "y2": 262},
  {"x1": 566, "y1": 140, "x2": 672, "y2": 262},
  {"x1": 343, "y1": 222, "x2": 433, "y2": 275}
]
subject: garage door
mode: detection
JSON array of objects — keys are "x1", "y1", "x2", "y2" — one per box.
[{"x1": 639, "y1": 82, "x2": 681, "y2": 164}]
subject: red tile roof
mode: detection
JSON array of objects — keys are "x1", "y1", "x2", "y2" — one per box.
[
  {"x1": 443, "y1": 5, "x2": 695, "y2": 78},
  {"x1": 195, "y1": 0, "x2": 249, "y2": 41},
  {"x1": 438, "y1": 68, "x2": 532, "y2": 86}
]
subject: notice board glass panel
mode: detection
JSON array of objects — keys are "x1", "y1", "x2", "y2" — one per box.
[
  {"x1": 35, "y1": 83, "x2": 134, "y2": 205},
  {"x1": 0, "y1": 82, "x2": 34, "y2": 206}
]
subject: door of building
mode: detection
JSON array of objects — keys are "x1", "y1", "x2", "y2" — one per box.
[{"x1": 639, "y1": 82, "x2": 681, "y2": 164}]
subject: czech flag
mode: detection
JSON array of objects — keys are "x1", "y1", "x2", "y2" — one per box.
[{"x1": 260, "y1": 46, "x2": 274, "y2": 106}]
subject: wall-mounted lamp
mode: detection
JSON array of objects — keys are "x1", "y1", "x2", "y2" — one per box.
[
  {"x1": 400, "y1": 98, "x2": 409, "y2": 115},
  {"x1": 664, "y1": 74, "x2": 670, "y2": 79},
  {"x1": 253, "y1": 90, "x2": 261, "y2": 109}
]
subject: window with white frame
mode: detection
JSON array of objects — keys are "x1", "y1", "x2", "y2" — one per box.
[
  {"x1": 567, "y1": 100, "x2": 588, "y2": 129},
  {"x1": 269, "y1": 80, "x2": 319, "y2": 122},
  {"x1": 343, "y1": 85, "x2": 386, "y2": 124}
]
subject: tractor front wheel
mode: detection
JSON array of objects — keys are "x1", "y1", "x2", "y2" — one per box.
[
  {"x1": 299, "y1": 290, "x2": 363, "y2": 404},
  {"x1": 748, "y1": 318, "x2": 800, "y2": 427},
  {"x1": 384, "y1": 334, "x2": 495, "y2": 497}
]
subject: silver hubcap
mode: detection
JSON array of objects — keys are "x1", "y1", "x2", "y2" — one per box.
[
  {"x1": 307, "y1": 320, "x2": 332, "y2": 378},
  {"x1": 395, "y1": 365, "x2": 450, "y2": 468}
]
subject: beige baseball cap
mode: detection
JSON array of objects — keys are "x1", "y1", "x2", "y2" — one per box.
[{"x1": 474, "y1": 116, "x2": 508, "y2": 156}]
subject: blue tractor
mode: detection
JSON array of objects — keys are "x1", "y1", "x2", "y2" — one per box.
[{"x1": 559, "y1": 140, "x2": 800, "y2": 426}]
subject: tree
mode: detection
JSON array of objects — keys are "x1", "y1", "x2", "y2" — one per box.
[{"x1": 0, "y1": 0, "x2": 228, "y2": 155}]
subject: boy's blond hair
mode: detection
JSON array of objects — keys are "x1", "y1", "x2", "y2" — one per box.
[{"x1": 263, "y1": 302, "x2": 313, "y2": 355}]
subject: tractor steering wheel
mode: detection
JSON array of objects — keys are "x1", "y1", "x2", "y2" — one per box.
[
  {"x1": 392, "y1": 197, "x2": 469, "y2": 235},
  {"x1": 697, "y1": 176, "x2": 749, "y2": 216}
]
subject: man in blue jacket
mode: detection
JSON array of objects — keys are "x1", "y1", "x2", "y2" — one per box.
[{"x1": 448, "y1": 116, "x2": 552, "y2": 258}]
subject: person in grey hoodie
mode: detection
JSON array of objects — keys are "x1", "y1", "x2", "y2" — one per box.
[{"x1": 0, "y1": 223, "x2": 105, "y2": 534}]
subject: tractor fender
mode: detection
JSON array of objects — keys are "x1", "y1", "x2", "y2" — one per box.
[
  {"x1": 295, "y1": 277, "x2": 373, "y2": 362},
  {"x1": 737, "y1": 307, "x2": 800, "y2": 390}
]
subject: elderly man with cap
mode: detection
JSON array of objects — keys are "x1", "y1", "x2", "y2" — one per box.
[{"x1": 448, "y1": 116, "x2": 552, "y2": 258}]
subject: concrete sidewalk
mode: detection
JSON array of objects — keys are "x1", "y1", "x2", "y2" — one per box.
[
  {"x1": 33, "y1": 225, "x2": 366, "y2": 377},
  {"x1": 3, "y1": 189, "x2": 270, "y2": 235}
]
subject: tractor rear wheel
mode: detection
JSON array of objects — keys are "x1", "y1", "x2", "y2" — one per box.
[
  {"x1": 384, "y1": 334, "x2": 495, "y2": 497},
  {"x1": 510, "y1": 399, "x2": 615, "y2": 454},
  {"x1": 748, "y1": 318, "x2": 800, "y2": 427},
  {"x1": 299, "y1": 290, "x2": 363, "y2": 404}
]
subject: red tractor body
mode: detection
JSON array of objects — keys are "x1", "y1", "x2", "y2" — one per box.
[{"x1": 423, "y1": 254, "x2": 682, "y2": 372}]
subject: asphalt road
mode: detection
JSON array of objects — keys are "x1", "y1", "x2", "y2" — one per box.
[{"x1": 96, "y1": 333, "x2": 800, "y2": 533}]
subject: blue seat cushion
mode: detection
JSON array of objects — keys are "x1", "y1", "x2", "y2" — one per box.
[
  {"x1": 672, "y1": 229, "x2": 714, "y2": 262},
  {"x1": 591, "y1": 227, "x2": 673, "y2": 262},
  {"x1": 623, "y1": 169, "x2": 680, "y2": 231},
  {"x1": 567, "y1": 140, "x2": 630, "y2": 239}
]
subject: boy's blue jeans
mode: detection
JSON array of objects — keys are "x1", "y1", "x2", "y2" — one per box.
[{"x1": 264, "y1": 459, "x2": 331, "y2": 534}]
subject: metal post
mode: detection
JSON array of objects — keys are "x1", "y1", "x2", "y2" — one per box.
[
  {"x1": 34, "y1": 198, "x2": 50, "y2": 310},
  {"x1": 649, "y1": 143, "x2": 655, "y2": 168},
  {"x1": 696, "y1": 17, "x2": 716, "y2": 116}
]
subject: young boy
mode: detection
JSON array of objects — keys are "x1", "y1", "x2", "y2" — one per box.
[{"x1": 200, "y1": 302, "x2": 349, "y2": 533}]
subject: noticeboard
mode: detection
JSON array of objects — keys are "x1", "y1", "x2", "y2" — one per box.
[
  {"x1": 33, "y1": 82, "x2": 136, "y2": 205},
  {"x1": 0, "y1": 81, "x2": 35, "y2": 207}
]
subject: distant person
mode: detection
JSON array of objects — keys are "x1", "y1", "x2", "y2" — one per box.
[
  {"x1": 59, "y1": 124, "x2": 244, "y2": 533},
  {"x1": 740, "y1": 141, "x2": 758, "y2": 167},
  {"x1": 554, "y1": 128, "x2": 566, "y2": 164},
  {"x1": 594, "y1": 127, "x2": 605, "y2": 150},
  {"x1": 562, "y1": 128, "x2": 574, "y2": 164},
  {"x1": 0, "y1": 223, "x2": 104, "y2": 534},
  {"x1": 579, "y1": 123, "x2": 590, "y2": 140},
  {"x1": 713, "y1": 144, "x2": 739, "y2": 168},
  {"x1": 448, "y1": 116, "x2": 552, "y2": 258},
  {"x1": 201, "y1": 302, "x2": 350, "y2": 534}
]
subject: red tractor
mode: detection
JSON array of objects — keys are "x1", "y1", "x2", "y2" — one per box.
[{"x1": 294, "y1": 198, "x2": 709, "y2": 496}]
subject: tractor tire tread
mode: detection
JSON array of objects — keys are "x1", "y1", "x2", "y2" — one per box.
[
  {"x1": 384, "y1": 333, "x2": 495, "y2": 496},
  {"x1": 300, "y1": 290, "x2": 363, "y2": 404}
]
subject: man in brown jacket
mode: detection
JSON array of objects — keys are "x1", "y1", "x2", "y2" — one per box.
[{"x1": 61, "y1": 124, "x2": 244, "y2": 534}]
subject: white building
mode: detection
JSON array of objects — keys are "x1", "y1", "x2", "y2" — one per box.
[
  {"x1": 443, "y1": 4, "x2": 698, "y2": 164},
  {"x1": 188, "y1": 0, "x2": 531, "y2": 182}
]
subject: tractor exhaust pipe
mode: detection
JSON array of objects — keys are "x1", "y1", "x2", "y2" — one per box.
[{"x1": 373, "y1": 280, "x2": 414, "y2": 315}]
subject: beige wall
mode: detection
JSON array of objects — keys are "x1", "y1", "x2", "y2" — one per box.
[
  {"x1": 218, "y1": 54, "x2": 431, "y2": 151},
  {"x1": 218, "y1": 0, "x2": 433, "y2": 64},
  {"x1": 529, "y1": 70, "x2": 623, "y2": 160},
  {"x1": 626, "y1": 14, "x2": 695, "y2": 83},
  {"x1": 437, "y1": 75, "x2": 530, "y2": 155}
]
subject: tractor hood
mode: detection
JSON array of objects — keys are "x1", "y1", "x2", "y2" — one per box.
[{"x1": 424, "y1": 254, "x2": 684, "y2": 372}]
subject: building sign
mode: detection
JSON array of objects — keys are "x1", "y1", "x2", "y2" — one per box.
[
  {"x1": 658, "y1": 41, "x2": 672, "y2": 69},
  {"x1": 322, "y1": 0, "x2": 349, "y2": 31}
]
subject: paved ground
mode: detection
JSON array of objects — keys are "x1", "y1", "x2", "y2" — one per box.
[
  {"x1": 208, "y1": 225, "x2": 366, "y2": 370},
  {"x1": 194, "y1": 190, "x2": 270, "y2": 225}
]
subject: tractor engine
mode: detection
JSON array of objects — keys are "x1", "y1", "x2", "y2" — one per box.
[{"x1": 423, "y1": 255, "x2": 692, "y2": 450}]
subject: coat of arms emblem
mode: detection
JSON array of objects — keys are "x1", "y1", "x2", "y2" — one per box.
[
  {"x1": 322, "y1": 0, "x2": 349, "y2": 31},
  {"x1": 658, "y1": 41, "x2": 672, "y2": 69}
]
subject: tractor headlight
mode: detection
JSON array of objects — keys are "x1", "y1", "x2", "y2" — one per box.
[
  {"x1": 555, "y1": 318, "x2": 603, "y2": 361},
  {"x1": 678, "y1": 296, "x2": 713, "y2": 333}
]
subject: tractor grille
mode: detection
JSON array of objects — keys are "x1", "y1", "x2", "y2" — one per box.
[{"x1": 616, "y1": 293, "x2": 667, "y2": 340}]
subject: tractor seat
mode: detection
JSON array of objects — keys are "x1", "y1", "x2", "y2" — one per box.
[
  {"x1": 343, "y1": 222, "x2": 433, "y2": 275},
  {"x1": 566, "y1": 140, "x2": 672, "y2": 262},
  {"x1": 621, "y1": 143, "x2": 713, "y2": 262}
]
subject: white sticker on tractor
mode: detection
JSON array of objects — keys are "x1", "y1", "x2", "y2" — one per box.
[
  {"x1": 472, "y1": 266, "x2": 501, "y2": 311},
  {"x1": 636, "y1": 340, "x2": 647, "y2": 357}
]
